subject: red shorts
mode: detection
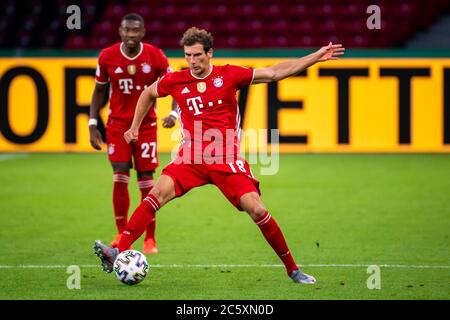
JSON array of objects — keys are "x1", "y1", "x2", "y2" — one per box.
[
  {"x1": 105, "y1": 125, "x2": 158, "y2": 172},
  {"x1": 162, "y1": 158, "x2": 260, "y2": 211}
]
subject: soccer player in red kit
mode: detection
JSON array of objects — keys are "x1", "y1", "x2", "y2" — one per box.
[
  {"x1": 89, "y1": 13, "x2": 178, "y2": 254},
  {"x1": 94, "y1": 27, "x2": 345, "y2": 283}
]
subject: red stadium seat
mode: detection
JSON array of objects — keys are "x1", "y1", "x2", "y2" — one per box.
[
  {"x1": 155, "y1": 4, "x2": 177, "y2": 20},
  {"x1": 64, "y1": 35, "x2": 88, "y2": 49},
  {"x1": 236, "y1": 4, "x2": 257, "y2": 19},
  {"x1": 147, "y1": 20, "x2": 163, "y2": 34},
  {"x1": 127, "y1": 5, "x2": 152, "y2": 20},
  {"x1": 261, "y1": 4, "x2": 283, "y2": 18},
  {"x1": 103, "y1": 3, "x2": 127, "y2": 21},
  {"x1": 145, "y1": 35, "x2": 162, "y2": 48},
  {"x1": 92, "y1": 21, "x2": 115, "y2": 38},
  {"x1": 41, "y1": 30, "x2": 58, "y2": 48},
  {"x1": 4, "y1": 0, "x2": 449, "y2": 49},
  {"x1": 287, "y1": 4, "x2": 308, "y2": 20},
  {"x1": 292, "y1": 19, "x2": 314, "y2": 35},
  {"x1": 248, "y1": 36, "x2": 264, "y2": 49},
  {"x1": 88, "y1": 35, "x2": 116, "y2": 49},
  {"x1": 224, "y1": 36, "x2": 242, "y2": 48},
  {"x1": 272, "y1": 20, "x2": 289, "y2": 33},
  {"x1": 196, "y1": 20, "x2": 213, "y2": 31},
  {"x1": 219, "y1": 20, "x2": 240, "y2": 34}
]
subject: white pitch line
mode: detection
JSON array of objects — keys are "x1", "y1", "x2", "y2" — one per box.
[
  {"x1": 0, "y1": 153, "x2": 28, "y2": 161},
  {"x1": 0, "y1": 264, "x2": 449, "y2": 269}
]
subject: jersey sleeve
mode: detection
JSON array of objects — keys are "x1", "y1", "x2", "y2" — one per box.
[
  {"x1": 226, "y1": 65, "x2": 255, "y2": 90},
  {"x1": 156, "y1": 73, "x2": 172, "y2": 97},
  {"x1": 95, "y1": 51, "x2": 109, "y2": 84}
]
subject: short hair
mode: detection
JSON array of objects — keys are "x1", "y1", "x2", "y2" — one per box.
[
  {"x1": 121, "y1": 13, "x2": 144, "y2": 25},
  {"x1": 180, "y1": 27, "x2": 214, "y2": 53}
]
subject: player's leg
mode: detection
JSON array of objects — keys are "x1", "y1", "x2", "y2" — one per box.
[
  {"x1": 94, "y1": 174, "x2": 176, "y2": 272},
  {"x1": 133, "y1": 129, "x2": 159, "y2": 254},
  {"x1": 94, "y1": 161, "x2": 208, "y2": 272},
  {"x1": 106, "y1": 125, "x2": 134, "y2": 248},
  {"x1": 94, "y1": 131, "x2": 133, "y2": 272},
  {"x1": 110, "y1": 161, "x2": 131, "y2": 248},
  {"x1": 210, "y1": 159, "x2": 315, "y2": 284},
  {"x1": 137, "y1": 170, "x2": 158, "y2": 254},
  {"x1": 116, "y1": 174, "x2": 176, "y2": 252},
  {"x1": 106, "y1": 125, "x2": 135, "y2": 248},
  {"x1": 239, "y1": 192, "x2": 316, "y2": 284},
  {"x1": 137, "y1": 171, "x2": 155, "y2": 200},
  {"x1": 116, "y1": 160, "x2": 210, "y2": 253}
]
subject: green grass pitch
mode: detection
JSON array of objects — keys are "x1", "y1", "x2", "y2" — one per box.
[{"x1": 0, "y1": 153, "x2": 449, "y2": 300}]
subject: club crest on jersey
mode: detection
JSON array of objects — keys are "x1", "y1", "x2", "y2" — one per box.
[
  {"x1": 197, "y1": 82, "x2": 207, "y2": 93},
  {"x1": 213, "y1": 76, "x2": 223, "y2": 88},
  {"x1": 108, "y1": 144, "x2": 115, "y2": 155},
  {"x1": 127, "y1": 64, "x2": 136, "y2": 75},
  {"x1": 141, "y1": 63, "x2": 151, "y2": 74}
]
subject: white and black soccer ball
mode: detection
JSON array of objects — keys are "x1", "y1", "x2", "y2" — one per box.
[{"x1": 113, "y1": 250, "x2": 149, "y2": 285}]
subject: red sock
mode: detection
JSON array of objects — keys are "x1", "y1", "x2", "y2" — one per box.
[
  {"x1": 113, "y1": 173, "x2": 130, "y2": 234},
  {"x1": 118, "y1": 194, "x2": 160, "y2": 252},
  {"x1": 255, "y1": 211, "x2": 298, "y2": 276},
  {"x1": 138, "y1": 178, "x2": 156, "y2": 241}
]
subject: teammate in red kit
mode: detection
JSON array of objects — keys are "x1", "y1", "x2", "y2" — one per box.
[
  {"x1": 89, "y1": 13, "x2": 177, "y2": 254},
  {"x1": 94, "y1": 27, "x2": 345, "y2": 283}
]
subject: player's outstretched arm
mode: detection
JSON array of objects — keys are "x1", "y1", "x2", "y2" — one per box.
[
  {"x1": 124, "y1": 82, "x2": 159, "y2": 144},
  {"x1": 252, "y1": 42, "x2": 345, "y2": 84},
  {"x1": 89, "y1": 83, "x2": 108, "y2": 150}
]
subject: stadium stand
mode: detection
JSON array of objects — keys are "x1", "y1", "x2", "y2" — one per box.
[{"x1": 0, "y1": 0, "x2": 449, "y2": 49}]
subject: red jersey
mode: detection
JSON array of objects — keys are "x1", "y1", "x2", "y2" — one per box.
[
  {"x1": 95, "y1": 42, "x2": 171, "y2": 131},
  {"x1": 157, "y1": 64, "x2": 254, "y2": 162}
]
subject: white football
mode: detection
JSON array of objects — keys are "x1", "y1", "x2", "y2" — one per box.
[{"x1": 113, "y1": 250, "x2": 149, "y2": 285}]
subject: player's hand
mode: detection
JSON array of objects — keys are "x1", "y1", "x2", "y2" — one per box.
[
  {"x1": 124, "y1": 128, "x2": 139, "y2": 144},
  {"x1": 89, "y1": 126, "x2": 103, "y2": 150},
  {"x1": 316, "y1": 42, "x2": 345, "y2": 62},
  {"x1": 162, "y1": 115, "x2": 177, "y2": 128}
]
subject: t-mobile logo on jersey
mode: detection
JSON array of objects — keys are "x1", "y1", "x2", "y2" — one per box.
[
  {"x1": 118, "y1": 79, "x2": 148, "y2": 94},
  {"x1": 119, "y1": 78, "x2": 133, "y2": 94},
  {"x1": 187, "y1": 96, "x2": 223, "y2": 116},
  {"x1": 187, "y1": 97, "x2": 204, "y2": 115}
]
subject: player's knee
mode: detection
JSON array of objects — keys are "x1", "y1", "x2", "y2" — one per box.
[
  {"x1": 246, "y1": 203, "x2": 267, "y2": 221},
  {"x1": 112, "y1": 162, "x2": 130, "y2": 173},
  {"x1": 240, "y1": 192, "x2": 266, "y2": 220},
  {"x1": 148, "y1": 186, "x2": 173, "y2": 206},
  {"x1": 149, "y1": 186, "x2": 164, "y2": 203},
  {"x1": 137, "y1": 171, "x2": 154, "y2": 179},
  {"x1": 146, "y1": 175, "x2": 176, "y2": 206}
]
